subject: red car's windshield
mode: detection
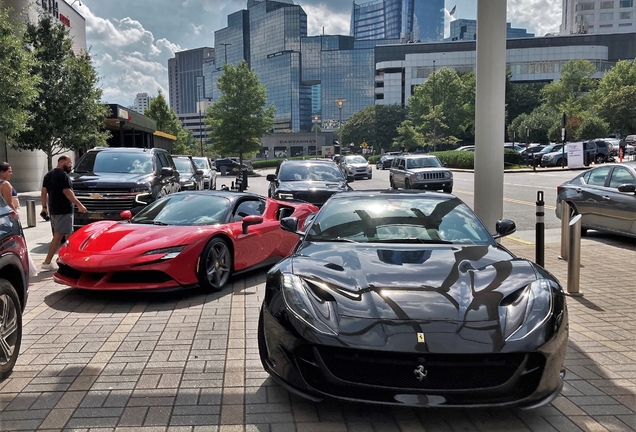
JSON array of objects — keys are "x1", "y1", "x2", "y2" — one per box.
[{"x1": 132, "y1": 194, "x2": 230, "y2": 226}]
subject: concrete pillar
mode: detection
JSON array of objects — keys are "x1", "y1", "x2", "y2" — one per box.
[{"x1": 474, "y1": 0, "x2": 507, "y2": 233}]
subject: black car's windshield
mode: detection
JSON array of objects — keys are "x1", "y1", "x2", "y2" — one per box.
[
  {"x1": 406, "y1": 157, "x2": 442, "y2": 169},
  {"x1": 174, "y1": 158, "x2": 194, "y2": 173},
  {"x1": 278, "y1": 163, "x2": 343, "y2": 182},
  {"x1": 192, "y1": 157, "x2": 209, "y2": 169},
  {"x1": 75, "y1": 152, "x2": 154, "y2": 174},
  {"x1": 132, "y1": 194, "x2": 229, "y2": 226},
  {"x1": 307, "y1": 195, "x2": 494, "y2": 245}
]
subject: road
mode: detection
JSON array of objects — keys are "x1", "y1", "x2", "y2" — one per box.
[{"x1": 244, "y1": 165, "x2": 583, "y2": 232}]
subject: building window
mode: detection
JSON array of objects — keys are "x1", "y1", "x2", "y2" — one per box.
[
  {"x1": 599, "y1": 23, "x2": 614, "y2": 27},
  {"x1": 576, "y1": 14, "x2": 594, "y2": 22},
  {"x1": 620, "y1": 11, "x2": 632, "y2": 18},
  {"x1": 601, "y1": 1, "x2": 614, "y2": 8},
  {"x1": 619, "y1": 22, "x2": 633, "y2": 25},
  {"x1": 619, "y1": 0, "x2": 633, "y2": 6},
  {"x1": 575, "y1": 2, "x2": 595, "y2": 11},
  {"x1": 600, "y1": 12, "x2": 614, "y2": 20}
]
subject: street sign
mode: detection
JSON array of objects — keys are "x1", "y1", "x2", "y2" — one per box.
[
  {"x1": 561, "y1": 128, "x2": 566, "y2": 142},
  {"x1": 361, "y1": 141, "x2": 368, "y2": 148},
  {"x1": 561, "y1": 112, "x2": 568, "y2": 128},
  {"x1": 327, "y1": 151, "x2": 332, "y2": 157}
]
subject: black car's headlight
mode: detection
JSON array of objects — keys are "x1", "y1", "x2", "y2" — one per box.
[
  {"x1": 500, "y1": 279, "x2": 553, "y2": 341},
  {"x1": 277, "y1": 192, "x2": 294, "y2": 200},
  {"x1": 142, "y1": 246, "x2": 186, "y2": 260},
  {"x1": 281, "y1": 274, "x2": 338, "y2": 336}
]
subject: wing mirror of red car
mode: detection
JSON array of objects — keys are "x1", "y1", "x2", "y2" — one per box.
[
  {"x1": 242, "y1": 215, "x2": 263, "y2": 234},
  {"x1": 120, "y1": 210, "x2": 133, "y2": 221}
]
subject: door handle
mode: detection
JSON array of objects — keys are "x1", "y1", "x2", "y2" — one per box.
[
  {"x1": 602, "y1": 196, "x2": 611, "y2": 200},
  {"x1": 575, "y1": 188, "x2": 581, "y2": 193}
]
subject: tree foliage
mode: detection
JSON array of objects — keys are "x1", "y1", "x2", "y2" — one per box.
[
  {"x1": 342, "y1": 104, "x2": 407, "y2": 152},
  {"x1": 594, "y1": 61, "x2": 636, "y2": 135},
  {"x1": 144, "y1": 90, "x2": 190, "y2": 154},
  {"x1": 392, "y1": 120, "x2": 424, "y2": 152},
  {"x1": 0, "y1": 7, "x2": 39, "y2": 140},
  {"x1": 505, "y1": 72, "x2": 545, "y2": 138},
  {"x1": 206, "y1": 61, "x2": 275, "y2": 165},
  {"x1": 14, "y1": 16, "x2": 109, "y2": 170},
  {"x1": 576, "y1": 116, "x2": 609, "y2": 141},
  {"x1": 542, "y1": 59, "x2": 597, "y2": 110}
]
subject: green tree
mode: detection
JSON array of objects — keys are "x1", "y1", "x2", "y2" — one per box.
[
  {"x1": 597, "y1": 86, "x2": 636, "y2": 136},
  {"x1": 206, "y1": 61, "x2": 275, "y2": 165},
  {"x1": 341, "y1": 105, "x2": 407, "y2": 152},
  {"x1": 144, "y1": 90, "x2": 190, "y2": 154},
  {"x1": 510, "y1": 105, "x2": 557, "y2": 144},
  {"x1": 505, "y1": 72, "x2": 546, "y2": 139},
  {"x1": 541, "y1": 59, "x2": 597, "y2": 110},
  {"x1": 392, "y1": 120, "x2": 423, "y2": 152},
  {"x1": 14, "y1": 16, "x2": 109, "y2": 170},
  {"x1": 0, "y1": 7, "x2": 39, "y2": 140},
  {"x1": 576, "y1": 116, "x2": 609, "y2": 140}
]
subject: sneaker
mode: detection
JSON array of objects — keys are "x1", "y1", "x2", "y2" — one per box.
[{"x1": 41, "y1": 262, "x2": 59, "y2": 272}]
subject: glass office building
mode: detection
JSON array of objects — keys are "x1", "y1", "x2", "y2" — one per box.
[{"x1": 351, "y1": 0, "x2": 444, "y2": 42}]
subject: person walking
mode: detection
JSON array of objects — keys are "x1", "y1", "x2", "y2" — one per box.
[
  {"x1": 0, "y1": 162, "x2": 38, "y2": 276},
  {"x1": 40, "y1": 156, "x2": 87, "y2": 271}
]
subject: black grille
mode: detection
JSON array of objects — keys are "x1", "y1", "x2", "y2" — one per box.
[
  {"x1": 293, "y1": 192, "x2": 335, "y2": 206},
  {"x1": 417, "y1": 172, "x2": 445, "y2": 180},
  {"x1": 75, "y1": 196, "x2": 136, "y2": 211},
  {"x1": 316, "y1": 347, "x2": 526, "y2": 390},
  {"x1": 109, "y1": 271, "x2": 172, "y2": 284},
  {"x1": 58, "y1": 263, "x2": 82, "y2": 280}
]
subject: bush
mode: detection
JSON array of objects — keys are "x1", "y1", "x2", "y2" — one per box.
[
  {"x1": 367, "y1": 155, "x2": 380, "y2": 164},
  {"x1": 430, "y1": 151, "x2": 474, "y2": 169}
]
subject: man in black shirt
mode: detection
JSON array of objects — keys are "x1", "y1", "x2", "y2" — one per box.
[{"x1": 40, "y1": 155, "x2": 87, "y2": 271}]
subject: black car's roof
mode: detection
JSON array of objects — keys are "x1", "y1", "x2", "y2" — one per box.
[
  {"x1": 281, "y1": 159, "x2": 337, "y2": 165},
  {"x1": 87, "y1": 147, "x2": 166, "y2": 153}
]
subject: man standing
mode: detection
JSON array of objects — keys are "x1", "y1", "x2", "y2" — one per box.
[{"x1": 40, "y1": 155, "x2": 87, "y2": 271}]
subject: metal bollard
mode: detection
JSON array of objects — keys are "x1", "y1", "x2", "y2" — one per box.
[
  {"x1": 535, "y1": 191, "x2": 544, "y2": 267},
  {"x1": 558, "y1": 201, "x2": 570, "y2": 261},
  {"x1": 26, "y1": 200, "x2": 37, "y2": 227},
  {"x1": 567, "y1": 214, "x2": 583, "y2": 296},
  {"x1": 242, "y1": 170, "x2": 248, "y2": 190}
]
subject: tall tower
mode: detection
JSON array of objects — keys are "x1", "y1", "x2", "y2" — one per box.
[
  {"x1": 167, "y1": 47, "x2": 215, "y2": 115},
  {"x1": 561, "y1": 0, "x2": 636, "y2": 35}
]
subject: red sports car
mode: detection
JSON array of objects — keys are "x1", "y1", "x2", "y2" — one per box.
[{"x1": 54, "y1": 191, "x2": 318, "y2": 291}]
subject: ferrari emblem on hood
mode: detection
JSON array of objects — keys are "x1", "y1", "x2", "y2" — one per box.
[{"x1": 417, "y1": 332, "x2": 425, "y2": 343}]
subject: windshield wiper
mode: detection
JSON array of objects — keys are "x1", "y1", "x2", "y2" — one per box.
[
  {"x1": 152, "y1": 221, "x2": 169, "y2": 226},
  {"x1": 372, "y1": 238, "x2": 452, "y2": 244},
  {"x1": 309, "y1": 237, "x2": 357, "y2": 243}
]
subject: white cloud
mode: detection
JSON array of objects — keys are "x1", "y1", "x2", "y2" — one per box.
[
  {"x1": 301, "y1": 4, "x2": 350, "y2": 36},
  {"x1": 507, "y1": 0, "x2": 561, "y2": 36},
  {"x1": 191, "y1": 23, "x2": 203, "y2": 35}
]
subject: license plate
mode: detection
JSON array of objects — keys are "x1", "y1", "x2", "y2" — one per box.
[{"x1": 87, "y1": 212, "x2": 106, "y2": 220}]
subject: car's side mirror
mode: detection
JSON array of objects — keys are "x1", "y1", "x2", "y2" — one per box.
[
  {"x1": 347, "y1": 175, "x2": 355, "y2": 182},
  {"x1": 493, "y1": 219, "x2": 516, "y2": 239},
  {"x1": 280, "y1": 216, "x2": 303, "y2": 235},
  {"x1": 617, "y1": 184, "x2": 636, "y2": 193},
  {"x1": 195, "y1": 169, "x2": 204, "y2": 175},
  {"x1": 161, "y1": 167, "x2": 174, "y2": 177},
  {"x1": 266, "y1": 174, "x2": 277, "y2": 182},
  {"x1": 120, "y1": 210, "x2": 133, "y2": 221},
  {"x1": 242, "y1": 215, "x2": 263, "y2": 234}
]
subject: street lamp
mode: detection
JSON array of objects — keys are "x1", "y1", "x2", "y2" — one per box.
[
  {"x1": 313, "y1": 115, "x2": 320, "y2": 152},
  {"x1": 336, "y1": 99, "x2": 345, "y2": 152},
  {"x1": 197, "y1": 78, "x2": 204, "y2": 157}
]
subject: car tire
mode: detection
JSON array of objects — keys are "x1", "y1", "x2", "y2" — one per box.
[
  {"x1": 376, "y1": 163, "x2": 382, "y2": 170},
  {"x1": 443, "y1": 186, "x2": 453, "y2": 193},
  {"x1": 594, "y1": 154, "x2": 605, "y2": 164},
  {"x1": 198, "y1": 237, "x2": 232, "y2": 292},
  {"x1": 390, "y1": 177, "x2": 397, "y2": 190},
  {"x1": 367, "y1": 174, "x2": 372, "y2": 180},
  {"x1": 405, "y1": 179, "x2": 411, "y2": 190},
  {"x1": 0, "y1": 278, "x2": 22, "y2": 381}
]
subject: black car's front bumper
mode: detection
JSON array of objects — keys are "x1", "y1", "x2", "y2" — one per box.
[{"x1": 259, "y1": 308, "x2": 567, "y2": 409}]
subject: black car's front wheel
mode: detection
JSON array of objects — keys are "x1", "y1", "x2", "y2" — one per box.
[
  {"x1": 0, "y1": 278, "x2": 22, "y2": 381},
  {"x1": 390, "y1": 177, "x2": 397, "y2": 190},
  {"x1": 199, "y1": 238, "x2": 232, "y2": 291}
]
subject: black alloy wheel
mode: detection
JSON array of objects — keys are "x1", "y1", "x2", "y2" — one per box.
[
  {"x1": 0, "y1": 279, "x2": 22, "y2": 381},
  {"x1": 199, "y1": 238, "x2": 232, "y2": 291}
]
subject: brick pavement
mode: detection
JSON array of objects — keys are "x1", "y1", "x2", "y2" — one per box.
[{"x1": 0, "y1": 200, "x2": 634, "y2": 432}]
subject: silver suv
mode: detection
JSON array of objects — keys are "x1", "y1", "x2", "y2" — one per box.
[{"x1": 389, "y1": 154, "x2": 453, "y2": 193}]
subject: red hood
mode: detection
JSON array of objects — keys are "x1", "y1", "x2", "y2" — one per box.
[{"x1": 69, "y1": 221, "x2": 217, "y2": 254}]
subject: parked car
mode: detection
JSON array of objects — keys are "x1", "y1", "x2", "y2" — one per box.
[
  {"x1": 71, "y1": 147, "x2": 181, "y2": 230},
  {"x1": 266, "y1": 159, "x2": 353, "y2": 207},
  {"x1": 376, "y1": 152, "x2": 401, "y2": 170},
  {"x1": 542, "y1": 140, "x2": 613, "y2": 167},
  {"x1": 191, "y1": 156, "x2": 217, "y2": 190},
  {"x1": 54, "y1": 191, "x2": 318, "y2": 292},
  {"x1": 0, "y1": 195, "x2": 29, "y2": 381},
  {"x1": 389, "y1": 154, "x2": 453, "y2": 192},
  {"x1": 519, "y1": 145, "x2": 546, "y2": 165},
  {"x1": 173, "y1": 156, "x2": 205, "y2": 191},
  {"x1": 556, "y1": 161, "x2": 636, "y2": 239},
  {"x1": 259, "y1": 190, "x2": 568, "y2": 408},
  {"x1": 455, "y1": 145, "x2": 475, "y2": 152},
  {"x1": 504, "y1": 144, "x2": 524, "y2": 152},
  {"x1": 340, "y1": 155, "x2": 372, "y2": 179},
  {"x1": 532, "y1": 144, "x2": 564, "y2": 166},
  {"x1": 213, "y1": 158, "x2": 248, "y2": 173}
]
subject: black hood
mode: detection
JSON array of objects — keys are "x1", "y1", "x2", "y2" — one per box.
[
  {"x1": 278, "y1": 180, "x2": 348, "y2": 192},
  {"x1": 290, "y1": 242, "x2": 538, "y2": 323},
  {"x1": 71, "y1": 172, "x2": 156, "y2": 189}
]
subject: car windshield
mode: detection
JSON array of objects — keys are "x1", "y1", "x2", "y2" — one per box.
[
  {"x1": 132, "y1": 194, "x2": 229, "y2": 226},
  {"x1": 174, "y1": 158, "x2": 194, "y2": 173},
  {"x1": 75, "y1": 152, "x2": 154, "y2": 174},
  {"x1": 406, "y1": 157, "x2": 442, "y2": 169},
  {"x1": 192, "y1": 158, "x2": 209, "y2": 169},
  {"x1": 278, "y1": 163, "x2": 343, "y2": 182},
  {"x1": 346, "y1": 156, "x2": 367, "y2": 164},
  {"x1": 307, "y1": 195, "x2": 494, "y2": 245}
]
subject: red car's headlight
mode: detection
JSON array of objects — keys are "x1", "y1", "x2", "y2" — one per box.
[{"x1": 142, "y1": 246, "x2": 186, "y2": 260}]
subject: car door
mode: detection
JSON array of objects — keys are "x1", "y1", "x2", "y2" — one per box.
[
  {"x1": 156, "y1": 152, "x2": 178, "y2": 197},
  {"x1": 575, "y1": 166, "x2": 612, "y2": 229},
  {"x1": 600, "y1": 166, "x2": 636, "y2": 235},
  {"x1": 228, "y1": 198, "x2": 278, "y2": 269},
  {"x1": 392, "y1": 157, "x2": 406, "y2": 187}
]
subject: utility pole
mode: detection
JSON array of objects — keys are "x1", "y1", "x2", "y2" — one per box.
[
  {"x1": 432, "y1": 60, "x2": 437, "y2": 152},
  {"x1": 336, "y1": 99, "x2": 345, "y2": 152}
]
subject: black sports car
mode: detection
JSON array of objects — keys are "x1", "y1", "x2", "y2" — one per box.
[
  {"x1": 258, "y1": 190, "x2": 568, "y2": 408},
  {"x1": 267, "y1": 159, "x2": 354, "y2": 207}
]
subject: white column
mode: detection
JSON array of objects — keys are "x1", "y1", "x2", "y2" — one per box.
[{"x1": 474, "y1": 0, "x2": 507, "y2": 233}]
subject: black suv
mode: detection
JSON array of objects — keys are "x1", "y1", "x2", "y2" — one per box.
[
  {"x1": 173, "y1": 156, "x2": 204, "y2": 190},
  {"x1": 266, "y1": 159, "x2": 354, "y2": 207},
  {"x1": 0, "y1": 195, "x2": 29, "y2": 380},
  {"x1": 71, "y1": 147, "x2": 181, "y2": 229}
]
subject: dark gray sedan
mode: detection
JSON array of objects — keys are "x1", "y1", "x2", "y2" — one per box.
[{"x1": 556, "y1": 162, "x2": 636, "y2": 239}]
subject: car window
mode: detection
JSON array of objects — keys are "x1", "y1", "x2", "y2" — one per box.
[
  {"x1": 232, "y1": 199, "x2": 265, "y2": 222},
  {"x1": 609, "y1": 167, "x2": 636, "y2": 189},
  {"x1": 278, "y1": 164, "x2": 343, "y2": 181},
  {"x1": 398, "y1": 159, "x2": 405, "y2": 168},
  {"x1": 75, "y1": 152, "x2": 154, "y2": 174},
  {"x1": 157, "y1": 153, "x2": 170, "y2": 169},
  {"x1": 587, "y1": 166, "x2": 612, "y2": 187},
  {"x1": 132, "y1": 194, "x2": 229, "y2": 225},
  {"x1": 346, "y1": 156, "x2": 367, "y2": 164},
  {"x1": 174, "y1": 158, "x2": 194, "y2": 173},
  {"x1": 192, "y1": 157, "x2": 209, "y2": 169},
  {"x1": 406, "y1": 158, "x2": 442, "y2": 169}
]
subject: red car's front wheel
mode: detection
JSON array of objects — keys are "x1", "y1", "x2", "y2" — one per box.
[{"x1": 199, "y1": 238, "x2": 232, "y2": 291}]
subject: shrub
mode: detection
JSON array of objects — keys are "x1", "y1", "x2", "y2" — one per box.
[
  {"x1": 367, "y1": 155, "x2": 380, "y2": 164},
  {"x1": 430, "y1": 151, "x2": 474, "y2": 169}
]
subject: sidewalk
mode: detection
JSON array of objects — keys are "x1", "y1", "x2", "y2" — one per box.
[{"x1": 1, "y1": 209, "x2": 634, "y2": 431}]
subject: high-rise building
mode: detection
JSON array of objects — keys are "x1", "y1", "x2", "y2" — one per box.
[
  {"x1": 447, "y1": 19, "x2": 535, "y2": 41},
  {"x1": 560, "y1": 0, "x2": 635, "y2": 35},
  {"x1": 350, "y1": 0, "x2": 444, "y2": 42},
  {"x1": 132, "y1": 93, "x2": 153, "y2": 114},
  {"x1": 167, "y1": 47, "x2": 215, "y2": 115}
]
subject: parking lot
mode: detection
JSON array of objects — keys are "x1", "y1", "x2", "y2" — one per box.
[{"x1": 1, "y1": 168, "x2": 635, "y2": 432}]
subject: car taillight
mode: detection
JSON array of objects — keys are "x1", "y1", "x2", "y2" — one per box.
[{"x1": 556, "y1": 186, "x2": 563, "y2": 193}]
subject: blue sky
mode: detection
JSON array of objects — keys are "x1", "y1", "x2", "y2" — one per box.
[{"x1": 74, "y1": 0, "x2": 561, "y2": 106}]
